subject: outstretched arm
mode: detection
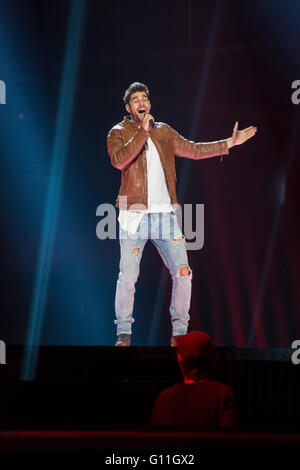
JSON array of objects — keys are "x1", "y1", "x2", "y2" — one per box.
[
  {"x1": 171, "y1": 125, "x2": 229, "y2": 160},
  {"x1": 171, "y1": 122, "x2": 257, "y2": 160}
]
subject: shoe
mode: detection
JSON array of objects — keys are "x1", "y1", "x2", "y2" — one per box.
[
  {"x1": 170, "y1": 334, "x2": 185, "y2": 347},
  {"x1": 115, "y1": 334, "x2": 131, "y2": 347}
]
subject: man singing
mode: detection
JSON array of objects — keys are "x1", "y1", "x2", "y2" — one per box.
[{"x1": 107, "y1": 82, "x2": 257, "y2": 346}]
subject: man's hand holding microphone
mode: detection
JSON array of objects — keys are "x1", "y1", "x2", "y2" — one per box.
[{"x1": 142, "y1": 113, "x2": 155, "y2": 134}]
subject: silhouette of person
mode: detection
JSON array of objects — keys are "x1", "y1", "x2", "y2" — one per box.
[{"x1": 150, "y1": 331, "x2": 237, "y2": 429}]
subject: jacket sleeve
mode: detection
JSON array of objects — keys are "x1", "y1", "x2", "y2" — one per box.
[
  {"x1": 168, "y1": 125, "x2": 229, "y2": 160},
  {"x1": 107, "y1": 125, "x2": 148, "y2": 170}
]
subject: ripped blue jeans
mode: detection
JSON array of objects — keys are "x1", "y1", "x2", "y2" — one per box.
[{"x1": 115, "y1": 212, "x2": 192, "y2": 336}]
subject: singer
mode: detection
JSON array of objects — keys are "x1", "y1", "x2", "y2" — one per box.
[{"x1": 107, "y1": 82, "x2": 257, "y2": 346}]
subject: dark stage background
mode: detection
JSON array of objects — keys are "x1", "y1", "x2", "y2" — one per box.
[{"x1": 0, "y1": 0, "x2": 299, "y2": 348}]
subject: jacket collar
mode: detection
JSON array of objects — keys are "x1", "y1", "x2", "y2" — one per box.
[{"x1": 123, "y1": 115, "x2": 140, "y2": 131}]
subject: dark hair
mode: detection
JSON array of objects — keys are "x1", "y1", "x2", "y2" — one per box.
[
  {"x1": 123, "y1": 82, "x2": 149, "y2": 105},
  {"x1": 178, "y1": 348, "x2": 216, "y2": 380}
]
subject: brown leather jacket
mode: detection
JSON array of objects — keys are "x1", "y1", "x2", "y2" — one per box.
[{"x1": 107, "y1": 116, "x2": 229, "y2": 209}]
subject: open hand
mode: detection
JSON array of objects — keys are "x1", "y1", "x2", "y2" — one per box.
[{"x1": 228, "y1": 121, "x2": 258, "y2": 148}]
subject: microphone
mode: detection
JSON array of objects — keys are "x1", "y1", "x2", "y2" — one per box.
[{"x1": 150, "y1": 119, "x2": 156, "y2": 128}]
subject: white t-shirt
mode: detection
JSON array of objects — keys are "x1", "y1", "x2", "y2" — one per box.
[{"x1": 118, "y1": 137, "x2": 174, "y2": 234}]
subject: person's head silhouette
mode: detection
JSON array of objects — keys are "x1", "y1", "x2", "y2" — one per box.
[{"x1": 176, "y1": 331, "x2": 216, "y2": 382}]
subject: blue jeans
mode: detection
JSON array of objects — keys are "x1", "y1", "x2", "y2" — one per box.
[{"x1": 115, "y1": 212, "x2": 192, "y2": 336}]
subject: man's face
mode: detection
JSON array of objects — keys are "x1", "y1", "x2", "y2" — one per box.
[{"x1": 125, "y1": 91, "x2": 151, "y2": 125}]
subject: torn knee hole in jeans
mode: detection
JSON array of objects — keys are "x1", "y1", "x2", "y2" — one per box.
[
  {"x1": 172, "y1": 236, "x2": 184, "y2": 244},
  {"x1": 131, "y1": 247, "x2": 140, "y2": 256},
  {"x1": 176, "y1": 265, "x2": 192, "y2": 278}
]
